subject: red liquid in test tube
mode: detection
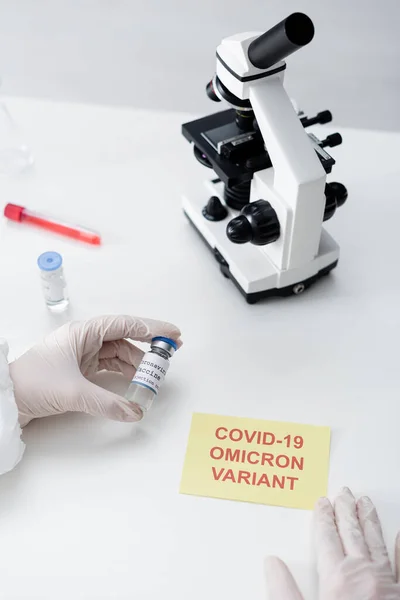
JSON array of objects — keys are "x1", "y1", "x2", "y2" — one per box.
[{"x1": 3, "y1": 203, "x2": 101, "y2": 245}]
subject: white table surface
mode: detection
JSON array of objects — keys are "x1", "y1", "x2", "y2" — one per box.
[{"x1": 0, "y1": 97, "x2": 399, "y2": 600}]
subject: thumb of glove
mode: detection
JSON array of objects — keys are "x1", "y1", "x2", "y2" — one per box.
[
  {"x1": 75, "y1": 379, "x2": 143, "y2": 423},
  {"x1": 265, "y1": 556, "x2": 304, "y2": 600}
]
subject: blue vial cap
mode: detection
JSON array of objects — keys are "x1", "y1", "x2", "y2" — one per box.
[
  {"x1": 37, "y1": 251, "x2": 63, "y2": 272},
  {"x1": 152, "y1": 336, "x2": 178, "y2": 351}
]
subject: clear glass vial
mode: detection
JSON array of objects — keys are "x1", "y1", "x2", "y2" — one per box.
[
  {"x1": 126, "y1": 336, "x2": 177, "y2": 413},
  {"x1": 37, "y1": 251, "x2": 69, "y2": 312},
  {"x1": 0, "y1": 95, "x2": 34, "y2": 176}
]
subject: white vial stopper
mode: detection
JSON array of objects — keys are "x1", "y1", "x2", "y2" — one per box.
[{"x1": 37, "y1": 251, "x2": 69, "y2": 311}]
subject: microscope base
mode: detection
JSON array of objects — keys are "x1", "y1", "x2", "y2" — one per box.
[{"x1": 183, "y1": 183, "x2": 340, "y2": 304}]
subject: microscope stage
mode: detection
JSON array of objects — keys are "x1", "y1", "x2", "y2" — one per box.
[
  {"x1": 183, "y1": 109, "x2": 335, "y2": 189},
  {"x1": 183, "y1": 109, "x2": 252, "y2": 187}
]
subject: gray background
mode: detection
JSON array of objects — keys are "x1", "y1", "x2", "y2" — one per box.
[{"x1": 0, "y1": 0, "x2": 398, "y2": 131}]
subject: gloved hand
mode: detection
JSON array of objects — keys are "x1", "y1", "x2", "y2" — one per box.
[
  {"x1": 9, "y1": 315, "x2": 182, "y2": 427},
  {"x1": 265, "y1": 488, "x2": 400, "y2": 600}
]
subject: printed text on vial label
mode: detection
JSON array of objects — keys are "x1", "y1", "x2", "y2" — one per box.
[{"x1": 131, "y1": 353, "x2": 170, "y2": 394}]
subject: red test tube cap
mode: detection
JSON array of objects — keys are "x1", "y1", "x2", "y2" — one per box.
[{"x1": 4, "y1": 203, "x2": 24, "y2": 222}]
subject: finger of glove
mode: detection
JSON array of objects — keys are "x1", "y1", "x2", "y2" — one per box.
[
  {"x1": 97, "y1": 357, "x2": 136, "y2": 379},
  {"x1": 334, "y1": 487, "x2": 370, "y2": 559},
  {"x1": 74, "y1": 315, "x2": 181, "y2": 371},
  {"x1": 395, "y1": 532, "x2": 400, "y2": 583},
  {"x1": 356, "y1": 496, "x2": 394, "y2": 581},
  {"x1": 99, "y1": 340, "x2": 144, "y2": 377},
  {"x1": 77, "y1": 379, "x2": 143, "y2": 422},
  {"x1": 98, "y1": 340, "x2": 144, "y2": 366},
  {"x1": 264, "y1": 557, "x2": 304, "y2": 600},
  {"x1": 83, "y1": 340, "x2": 144, "y2": 377},
  {"x1": 85, "y1": 315, "x2": 181, "y2": 346},
  {"x1": 313, "y1": 496, "x2": 344, "y2": 582}
]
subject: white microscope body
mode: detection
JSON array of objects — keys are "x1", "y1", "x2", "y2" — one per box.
[{"x1": 182, "y1": 13, "x2": 346, "y2": 303}]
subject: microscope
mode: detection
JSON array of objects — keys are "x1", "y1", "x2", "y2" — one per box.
[{"x1": 182, "y1": 13, "x2": 347, "y2": 303}]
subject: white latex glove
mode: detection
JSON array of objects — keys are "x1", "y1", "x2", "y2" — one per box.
[
  {"x1": 9, "y1": 315, "x2": 182, "y2": 427},
  {"x1": 265, "y1": 488, "x2": 400, "y2": 600}
]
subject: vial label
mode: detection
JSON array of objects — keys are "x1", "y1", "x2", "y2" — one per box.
[
  {"x1": 131, "y1": 352, "x2": 170, "y2": 395},
  {"x1": 43, "y1": 280, "x2": 65, "y2": 302}
]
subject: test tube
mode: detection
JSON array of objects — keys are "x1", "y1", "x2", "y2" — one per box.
[{"x1": 4, "y1": 203, "x2": 101, "y2": 245}]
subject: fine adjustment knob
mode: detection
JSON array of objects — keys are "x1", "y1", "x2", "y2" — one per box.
[
  {"x1": 226, "y1": 200, "x2": 280, "y2": 246},
  {"x1": 202, "y1": 196, "x2": 228, "y2": 221}
]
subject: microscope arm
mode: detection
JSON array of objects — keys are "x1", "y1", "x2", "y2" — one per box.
[{"x1": 249, "y1": 78, "x2": 327, "y2": 269}]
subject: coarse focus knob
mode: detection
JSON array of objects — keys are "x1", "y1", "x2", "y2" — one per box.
[
  {"x1": 328, "y1": 182, "x2": 348, "y2": 207},
  {"x1": 323, "y1": 182, "x2": 348, "y2": 221},
  {"x1": 323, "y1": 184, "x2": 337, "y2": 222},
  {"x1": 202, "y1": 196, "x2": 228, "y2": 221},
  {"x1": 226, "y1": 200, "x2": 280, "y2": 246},
  {"x1": 226, "y1": 215, "x2": 252, "y2": 243}
]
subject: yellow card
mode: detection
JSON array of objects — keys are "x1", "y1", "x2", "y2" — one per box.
[{"x1": 180, "y1": 413, "x2": 330, "y2": 510}]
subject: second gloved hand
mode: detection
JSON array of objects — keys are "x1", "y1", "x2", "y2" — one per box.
[
  {"x1": 9, "y1": 315, "x2": 182, "y2": 426},
  {"x1": 265, "y1": 487, "x2": 400, "y2": 600}
]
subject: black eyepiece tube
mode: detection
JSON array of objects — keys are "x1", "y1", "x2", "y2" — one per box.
[{"x1": 248, "y1": 13, "x2": 314, "y2": 70}]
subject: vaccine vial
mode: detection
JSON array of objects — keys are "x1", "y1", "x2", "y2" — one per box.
[
  {"x1": 37, "y1": 251, "x2": 69, "y2": 312},
  {"x1": 125, "y1": 337, "x2": 177, "y2": 413}
]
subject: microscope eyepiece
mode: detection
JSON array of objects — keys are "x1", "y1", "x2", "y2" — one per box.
[{"x1": 248, "y1": 13, "x2": 314, "y2": 70}]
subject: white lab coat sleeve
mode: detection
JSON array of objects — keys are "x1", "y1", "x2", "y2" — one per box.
[{"x1": 0, "y1": 339, "x2": 25, "y2": 474}]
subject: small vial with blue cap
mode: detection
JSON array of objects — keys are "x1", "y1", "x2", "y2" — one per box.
[
  {"x1": 37, "y1": 251, "x2": 69, "y2": 311},
  {"x1": 126, "y1": 337, "x2": 177, "y2": 413}
]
